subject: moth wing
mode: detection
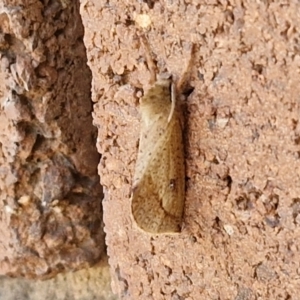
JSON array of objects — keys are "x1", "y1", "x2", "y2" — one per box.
[{"x1": 131, "y1": 114, "x2": 185, "y2": 233}]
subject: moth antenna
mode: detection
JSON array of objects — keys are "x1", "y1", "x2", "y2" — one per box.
[
  {"x1": 140, "y1": 34, "x2": 157, "y2": 84},
  {"x1": 168, "y1": 82, "x2": 176, "y2": 123},
  {"x1": 176, "y1": 43, "x2": 196, "y2": 92}
]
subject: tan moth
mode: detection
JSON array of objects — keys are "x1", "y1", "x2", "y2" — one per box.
[{"x1": 131, "y1": 36, "x2": 194, "y2": 233}]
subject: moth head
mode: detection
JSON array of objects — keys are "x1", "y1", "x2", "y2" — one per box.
[{"x1": 156, "y1": 72, "x2": 172, "y2": 87}]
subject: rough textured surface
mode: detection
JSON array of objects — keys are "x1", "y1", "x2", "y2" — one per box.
[
  {"x1": 81, "y1": 0, "x2": 300, "y2": 299},
  {"x1": 0, "y1": 256, "x2": 116, "y2": 300},
  {"x1": 0, "y1": 0, "x2": 105, "y2": 279}
]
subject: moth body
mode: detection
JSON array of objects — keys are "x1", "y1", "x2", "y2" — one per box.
[{"x1": 131, "y1": 78, "x2": 185, "y2": 233}]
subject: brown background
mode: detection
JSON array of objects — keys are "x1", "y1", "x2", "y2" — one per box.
[
  {"x1": 0, "y1": 0, "x2": 114, "y2": 298},
  {"x1": 0, "y1": 0, "x2": 300, "y2": 299},
  {"x1": 81, "y1": 0, "x2": 300, "y2": 299}
]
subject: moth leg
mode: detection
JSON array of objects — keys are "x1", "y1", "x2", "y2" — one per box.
[
  {"x1": 168, "y1": 82, "x2": 176, "y2": 123},
  {"x1": 140, "y1": 34, "x2": 157, "y2": 84},
  {"x1": 176, "y1": 43, "x2": 196, "y2": 93}
]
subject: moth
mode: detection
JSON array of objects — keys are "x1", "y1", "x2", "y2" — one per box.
[{"x1": 131, "y1": 36, "x2": 194, "y2": 233}]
